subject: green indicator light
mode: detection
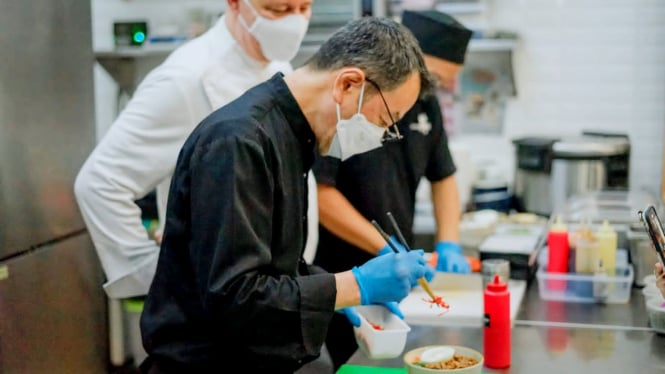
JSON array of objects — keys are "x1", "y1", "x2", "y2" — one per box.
[{"x1": 133, "y1": 31, "x2": 146, "y2": 44}]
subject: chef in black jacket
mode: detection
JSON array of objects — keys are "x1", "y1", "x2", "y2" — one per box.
[
  {"x1": 138, "y1": 17, "x2": 434, "y2": 374},
  {"x1": 313, "y1": 10, "x2": 473, "y2": 370}
]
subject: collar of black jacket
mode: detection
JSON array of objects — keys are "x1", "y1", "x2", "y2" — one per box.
[{"x1": 266, "y1": 72, "x2": 316, "y2": 167}]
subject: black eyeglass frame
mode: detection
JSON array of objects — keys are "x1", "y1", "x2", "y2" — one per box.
[{"x1": 365, "y1": 78, "x2": 403, "y2": 142}]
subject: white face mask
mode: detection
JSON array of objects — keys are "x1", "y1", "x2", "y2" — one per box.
[
  {"x1": 239, "y1": 0, "x2": 309, "y2": 61},
  {"x1": 326, "y1": 82, "x2": 386, "y2": 161}
]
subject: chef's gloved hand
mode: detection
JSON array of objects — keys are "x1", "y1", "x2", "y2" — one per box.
[
  {"x1": 435, "y1": 241, "x2": 470, "y2": 273},
  {"x1": 339, "y1": 302, "x2": 404, "y2": 328},
  {"x1": 377, "y1": 236, "x2": 407, "y2": 256},
  {"x1": 377, "y1": 237, "x2": 435, "y2": 282},
  {"x1": 423, "y1": 263, "x2": 436, "y2": 282},
  {"x1": 339, "y1": 307, "x2": 362, "y2": 327},
  {"x1": 352, "y1": 250, "x2": 428, "y2": 305}
]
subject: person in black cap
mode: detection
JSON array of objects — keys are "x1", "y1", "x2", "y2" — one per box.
[{"x1": 312, "y1": 10, "x2": 473, "y2": 370}]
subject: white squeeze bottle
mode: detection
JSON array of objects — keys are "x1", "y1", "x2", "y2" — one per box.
[{"x1": 596, "y1": 220, "x2": 617, "y2": 276}]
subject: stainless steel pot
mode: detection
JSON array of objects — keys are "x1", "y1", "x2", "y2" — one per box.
[
  {"x1": 550, "y1": 136, "x2": 630, "y2": 213},
  {"x1": 513, "y1": 135, "x2": 630, "y2": 216}
]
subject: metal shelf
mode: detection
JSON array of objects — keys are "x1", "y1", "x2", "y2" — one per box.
[
  {"x1": 468, "y1": 38, "x2": 518, "y2": 52},
  {"x1": 435, "y1": 2, "x2": 487, "y2": 14}
]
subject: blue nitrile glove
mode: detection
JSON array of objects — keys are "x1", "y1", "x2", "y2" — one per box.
[
  {"x1": 339, "y1": 302, "x2": 404, "y2": 328},
  {"x1": 377, "y1": 237, "x2": 435, "y2": 282},
  {"x1": 424, "y1": 264, "x2": 436, "y2": 282},
  {"x1": 339, "y1": 307, "x2": 362, "y2": 327},
  {"x1": 435, "y1": 241, "x2": 470, "y2": 273},
  {"x1": 377, "y1": 236, "x2": 408, "y2": 256},
  {"x1": 352, "y1": 250, "x2": 428, "y2": 305}
]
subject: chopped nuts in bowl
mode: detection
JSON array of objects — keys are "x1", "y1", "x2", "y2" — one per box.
[{"x1": 404, "y1": 345, "x2": 484, "y2": 373}]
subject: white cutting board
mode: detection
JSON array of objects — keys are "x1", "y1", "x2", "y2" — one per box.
[{"x1": 400, "y1": 272, "x2": 526, "y2": 327}]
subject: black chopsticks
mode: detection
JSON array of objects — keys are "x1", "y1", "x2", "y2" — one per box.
[
  {"x1": 387, "y1": 212, "x2": 411, "y2": 251},
  {"x1": 372, "y1": 212, "x2": 439, "y2": 301},
  {"x1": 371, "y1": 219, "x2": 400, "y2": 253},
  {"x1": 371, "y1": 211, "x2": 410, "y2": 252}
]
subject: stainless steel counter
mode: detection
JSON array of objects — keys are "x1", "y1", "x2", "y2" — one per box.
[{"x1": 347, "y1": 284, "x2": 665, "y2": 373}]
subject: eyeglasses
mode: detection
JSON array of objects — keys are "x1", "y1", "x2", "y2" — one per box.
[{"x1": 365, "y1": 78, "x2": 403, "y2": 142}]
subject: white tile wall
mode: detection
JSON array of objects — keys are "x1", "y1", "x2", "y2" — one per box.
[
  {"x1": 91, "y1": 0, "x2": 665, "y2": 199},
  {"x1": 452, "y1": 0, "x2": 665, "y2": 199}
]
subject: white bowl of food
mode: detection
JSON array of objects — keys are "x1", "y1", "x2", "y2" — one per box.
[
  {"x1": 404, "y1": 345, "x2": 484, "y2": 373},
  {"x1": 642, "y1": 283, "x2": 665, "y2": 301},
  {"x1": 647, "y1": 298, "x2": 665, "y2": 334},
  {"x1": 353, "y1": 305, "x2": 411, "y2": 359},
  {"x1": 643, "y1": 274, "x2": 657, "y2": 286}
]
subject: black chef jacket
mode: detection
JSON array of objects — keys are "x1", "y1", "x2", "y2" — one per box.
[
  {"x1": 140, "y1": 74, "x2": 336, "y2": 373},
  {"x1": 313, "y1": 94, "x2": 456, "y2": 273}
]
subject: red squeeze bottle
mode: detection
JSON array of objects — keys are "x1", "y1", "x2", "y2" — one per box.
[
  {"x1": 547, "y1": 216, "x2": 569, "y2": 291},
  {"x1": 484, "y1": 274, "x2": 511, "y2": 369}
]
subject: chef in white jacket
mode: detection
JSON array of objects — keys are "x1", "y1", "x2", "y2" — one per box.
[{"x1": 75, "y1": 0, "x2": 317, "y2": 299}]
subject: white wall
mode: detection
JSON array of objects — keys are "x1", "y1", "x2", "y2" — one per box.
[
  {"x1": 91, "y1": 0, "x2": 665, "y2": 198},
  {"x1": 452, "y1": 0, "x2": 665, "y2": 198}
]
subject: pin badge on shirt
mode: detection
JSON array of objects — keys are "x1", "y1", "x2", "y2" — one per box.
[{"x1": 410, "y1": 113, "x2": 432, "y2": 135}]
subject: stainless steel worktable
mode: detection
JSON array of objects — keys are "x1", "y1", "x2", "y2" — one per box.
[{"x1": 346, "y1": 283, "x2": 665, "y2": 373}]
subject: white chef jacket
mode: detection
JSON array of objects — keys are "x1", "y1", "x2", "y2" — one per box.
[{"x1": 75, "y1": 16, "x2": 318, "y2": 299}]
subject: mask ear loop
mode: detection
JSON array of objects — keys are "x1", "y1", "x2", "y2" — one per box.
[
  {"x1": 337, "y1": 81, "x2": 366, "y2": 121},
  {"x1": 356, "y1": 82, "x2": 366, "y2": 115},
  {"x1": 242, "y1": 0, "x2": 259, "y2": 17},
  {"x1": 239, "y1": 0, "x2": 260, "y2": 31}
]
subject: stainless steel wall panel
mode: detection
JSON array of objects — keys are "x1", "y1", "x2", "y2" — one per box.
[
  {"x1": 0, "y1": 233, "x2": 107, "y2": 373},
  {"x1": 0, "y1": 0, "x2": 96, "y2": 258}
]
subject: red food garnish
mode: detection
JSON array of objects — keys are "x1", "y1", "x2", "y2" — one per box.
[
  {"x1": 422, "y1": 296, "x2": 450, "y2": 316},
  {"x1": 368, "y1": 321, "x2": 384, "y2": 330}
]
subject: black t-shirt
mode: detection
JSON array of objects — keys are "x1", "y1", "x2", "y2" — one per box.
[{"x1": 313, "y1": 94, "x2": 456, "y2": 273}]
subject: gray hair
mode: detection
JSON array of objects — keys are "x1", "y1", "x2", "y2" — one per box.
[{"x1": 305, "y1": 17, "x2": 433, "y2": 96}]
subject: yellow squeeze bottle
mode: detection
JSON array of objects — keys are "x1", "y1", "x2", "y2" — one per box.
[
  {"x1": 575, "y1": 228, "x2": 598, "y2": 274},
  {"x1": 596, "y1": 220, "x2": 617, "y2": 276}
]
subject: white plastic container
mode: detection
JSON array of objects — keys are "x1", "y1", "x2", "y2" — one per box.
[
  {"x1": 353, "y1": 305, "x2": 411, "y2": 359},
  {"x1": 642, "y1": 283, "x2": 665, "y2": 302},
  {"x1": 643, "y1": 274, "x2": 657, "y2": 286},
  {"x1": 646, "y1": 298, "x2": 665, "y2": 334},
  {"x1": 627, "y1": 227, "x2": 659, "y2": 287}
]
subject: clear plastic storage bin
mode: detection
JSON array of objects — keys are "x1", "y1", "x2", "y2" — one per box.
[{"x1": 536, "y1": 264, "x2": 633, "y2": 303}]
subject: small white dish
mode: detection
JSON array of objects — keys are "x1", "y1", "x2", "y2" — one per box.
[
  {"x1": 643, "y1": 274, "x2": 657, "y2": 286},
  {"x1": 642, "y1": 283, "x2": 664, "y2": 301},
  {"x1": 646, "y1": 298, "x2": 665, "y2": 334},
  {"x1": 353, "y1": 305, "x2": 411, "y2": 359}
]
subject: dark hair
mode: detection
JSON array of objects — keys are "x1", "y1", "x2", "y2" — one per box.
[{"x1": 305, "y1": 17, "x2": 433, "y2": 96}]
